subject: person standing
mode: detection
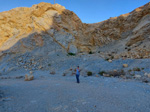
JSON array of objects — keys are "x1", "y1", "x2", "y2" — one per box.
[{"x1": 76, "y1": 66, "x2": 80, "y2": 83}]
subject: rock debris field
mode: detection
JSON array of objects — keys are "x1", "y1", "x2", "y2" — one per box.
[{"x1": 0, "y1": 70, "x2": 150, "y2": 112}]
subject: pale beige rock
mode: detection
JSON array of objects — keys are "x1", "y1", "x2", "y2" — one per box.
[
  {"x1": 134, "y1": 75, "x2": 141, "y2": 78},
  {"x1": 108, "y1": 59, "x2": 112, "y2": 63},
  {"x1": 144, "y1": 73, "x2": 148, "y2": 76},
  {"x1": 103, "y1": 73, "x2": 110, "y2": 77},
  {"x1": 123, "y1": 64, "x2": 128, "y2": 68},
  {"x1": 24, "y1": 74, "x2": 34, "y2": 81},
  {"x1": 147, "y1": 74, "x2": 150, "y2": 78},
  {"x1": 30, "y1": 71, "x2": 33, "y2": 74},
  {"x1": 28, "y1": 75, "x2": 34, "y2": 81},
  {"x1": 25, "y1": 74, "x2": 28, "y2": 81}
]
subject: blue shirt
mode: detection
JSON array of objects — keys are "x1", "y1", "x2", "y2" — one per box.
[{"x1": 76, "y1": 69, "x2": 80, "y2": 75}]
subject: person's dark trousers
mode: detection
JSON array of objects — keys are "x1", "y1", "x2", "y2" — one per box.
[{"x1": 76, "y1": 75, "x2": 80, "y2": 83}]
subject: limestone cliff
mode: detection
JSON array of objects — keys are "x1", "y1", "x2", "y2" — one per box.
[
  {"x1": 0, "y1": 2, "x2": 84, "y2": 56},
  {"x1": 0, "y1": 2, "x2": 150, "y2": 59}
]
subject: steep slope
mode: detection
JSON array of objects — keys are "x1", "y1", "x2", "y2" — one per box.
[
  {"x1": 0, "y1": 2, "x2": 150, "y2": 59},
  {"x1": 83, "y1": 2, "x2": 150, "y2": 58},
  {"x1": 0, "y1": 2, "x2": 85, "y2": 57},
  {"x1": 0, "y1": 2, "x2": 150, "y2": 74}
]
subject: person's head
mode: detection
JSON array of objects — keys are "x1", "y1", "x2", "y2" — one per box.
[{"x1": 77, "y1": 66, "x2": 79, "y2": 68}]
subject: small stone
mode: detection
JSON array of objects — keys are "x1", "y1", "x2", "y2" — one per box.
[
  {"x1": 38, "y1": 66, "x2": 43, "y2": 69},
  {"x1": 144, "y1": 73, "x2": 148, "y2": 76},
  {"x1": 144, "y1": 73, "x2": 150, "y2": 78},
  {"x1": 113, "y1": 69, "x2": 117, "y2": 72},
  {"x1": 148, "y1": 74, "x2": 150, "y2": 78},
  {"x1": 30, "y1": 71, "x2": 33, "y2": 74},
  {"x1": 24, "y1": 74, "x2": 28, "y2": 81},
  {"x1": 96, "y1": 75, "x2": 99, "y2": 77},
  {"x1": 108, "y1": 59, "x2": 112, "y2": 63},
  {"x1": 103, "y1": 73, "x2": 110, "y2": 77},
  {"x1": 134, "y1": 75, "x2": 141, "y2": 78},
  {"x1": 123, "y1": 64, "x2": 128, "y2": 68}
]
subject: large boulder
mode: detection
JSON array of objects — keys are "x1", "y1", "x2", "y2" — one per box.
[
  {"x1": 24, "y1": 74, "x2": 34, "y2": 81},
  {"x1": 68, "y1": 45, "x2": 78, "y2": 54}
]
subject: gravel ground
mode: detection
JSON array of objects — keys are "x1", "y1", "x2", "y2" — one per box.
[{"x1": 0, "y1": 71, "x2": 150, "y2": 112}]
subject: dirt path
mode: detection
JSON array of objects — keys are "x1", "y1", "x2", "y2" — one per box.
[{"x1": 0, "y1": 74, "x2": 150, "y2": 112}]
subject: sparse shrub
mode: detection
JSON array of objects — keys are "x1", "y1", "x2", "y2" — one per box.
[
  {"x1": 110, "y1": 56, "x2": 114, "y2": 60},
  {"x1": 142, "y1": 79, "x2": 149, "y2": 83},
  {"x1": 50, "y1": 71, "x2": 55, "y2": 75},
  {"x1": 67, "y1": 53, "x2": 76, "y2": 56},
  {"x1": 89, "y1": 51, "x2": 93, "y2": 54},
  {"x1": 127, "y1": 48, "x2": 131, "y2": 51},
  {"x1": 105, "y1": 58, "x2": 109, "y2": 61},
  {"x1": 62, "y1": 73, "x2": 66, "y2": 76},
  {"x1": 141, "y1": 68, "x2": 144, "y2": 70},
  {"x1": 133, "y1": 67, "x2": 141, "y2": 71},
  {"x1": 87, "y1": 71, "x2": 92, "y2": 76},
  {"x1": 70, "y1": 68, "x2": 73, "y2": 71},
  {"x1": 48, "y1": 64, "x2": 51, "y2": 66},
  {"x1": 98, "y1": 71, "x2": 106, "y2": 76},
  {"x1": 98, "y1": 51, "x2": 101, "y2": 53},
  {"x1": 107, "y1": 70, "x2": 125, "y2": 77},
  {"x1": 128, "y1": 69, "x2": 132, "y2": 72}
]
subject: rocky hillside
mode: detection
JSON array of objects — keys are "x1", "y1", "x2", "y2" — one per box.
[
  {"x1": 0, "y1": 2, "x2": 150, "y2": 71},
  {"x1": 84, "y1": 2, "x2": 150, "y2": 59},
  {"x1": 0, "y1": 2, "x2": 85, "y2": 56},
  {"x1": 0, "y1": 2, "x2": 150, "y2": 59}
]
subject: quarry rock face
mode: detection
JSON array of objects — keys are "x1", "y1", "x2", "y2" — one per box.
[
  {"x1": 0, "y1": 2, "x2": 150, "y2": 57},
  {"x1": 0, "y1": 2, "x2": 84, "y2": 56},
  {"x1": 0, "y1": 2, "x2": 150, "y2": 74}
]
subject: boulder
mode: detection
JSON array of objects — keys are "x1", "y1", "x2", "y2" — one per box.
[
  {"x1": 24, "y1": 74, "x2": 28, "y2": 81},
  {"x1": 28, "y1": 75, "x2": 34, "y2": 81},
  {"x1": 24, "y1": 74, "x2": 34, "y2": 81},
  {"x1": 68, "y1": 45, "x2": 78, "y2": 54}
]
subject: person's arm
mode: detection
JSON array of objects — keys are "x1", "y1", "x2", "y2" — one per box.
[{"x1": 79, "y1": 69, "x2": 81, "y2": 72}]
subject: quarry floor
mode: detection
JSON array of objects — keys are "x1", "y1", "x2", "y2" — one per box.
[{"x1": 0, "y1": 71, "x2": 150, "y2": 112}]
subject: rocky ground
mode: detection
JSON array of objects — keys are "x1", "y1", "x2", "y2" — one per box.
[
  {"x1": 0, "y1": 71, "x2": 150, "y2": 112},
  {"x1": 1, "y1": 53, "x2": 150, "y2": 83}
]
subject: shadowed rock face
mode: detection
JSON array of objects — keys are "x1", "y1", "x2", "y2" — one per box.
[
  {"x1": 0, "y1": 2, "x2": 150, "y2": 59},
  {"x1": 0, "y1": 2, "x2": 84, "y2": 55}
]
